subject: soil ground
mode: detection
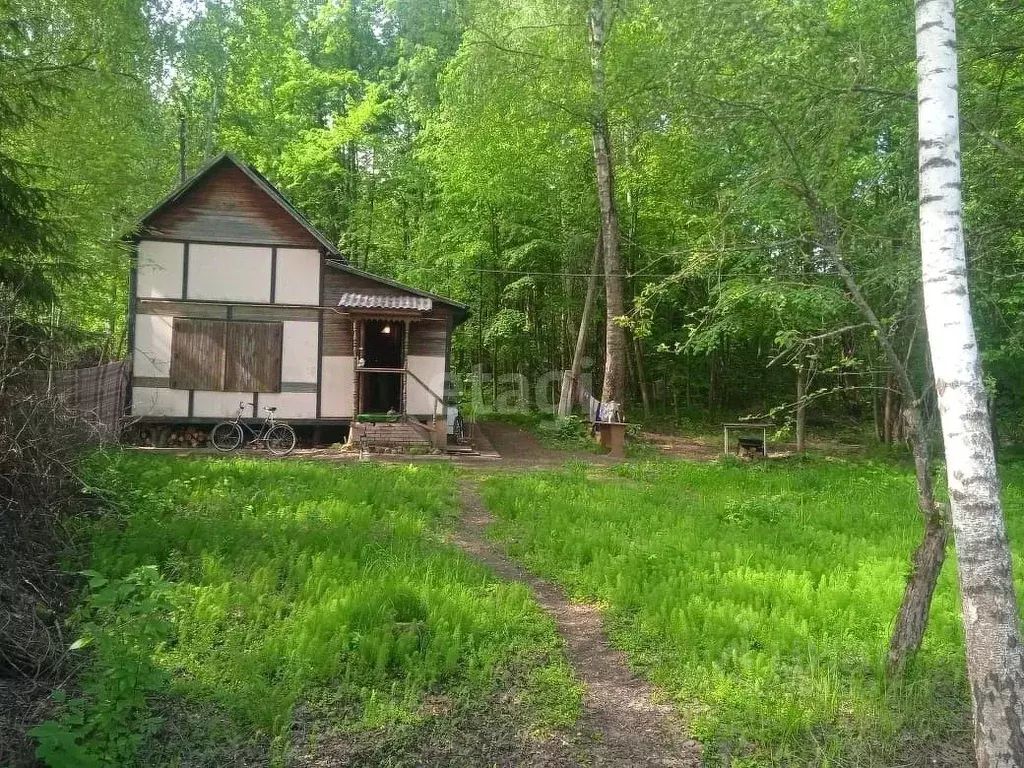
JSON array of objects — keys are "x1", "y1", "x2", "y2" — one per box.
[{"x1": 471, "y1": 421, "x2": 619, "y2": 466}]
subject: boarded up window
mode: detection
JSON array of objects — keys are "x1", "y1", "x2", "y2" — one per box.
[
  {"x1": 225, "y1": 322, "x2": 282, "y2": 392},
  {"x1": 170, "y1": 318, "x2": 227, "y2": 390},
  {"x1": 170, "y1": 319, "x2": 282, "y2": 392}
]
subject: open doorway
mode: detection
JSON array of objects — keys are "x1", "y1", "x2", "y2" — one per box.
[
  {"x1": 360, "y1": 372, "x2": 402, "y2": 413},
  {"x1": 362, "y1": 319, "x2": 404, "y2": 368},
  {"x1": 358, "y1": 319, "x2": 405, "y2": 414}
]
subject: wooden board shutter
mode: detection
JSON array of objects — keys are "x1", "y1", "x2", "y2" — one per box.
[
  {"x1": 225, "y1": 321, "x2": 282, "y2": 393},
  {"x1": 170, "y1": 318, "x2": 227, "y2": 390}
]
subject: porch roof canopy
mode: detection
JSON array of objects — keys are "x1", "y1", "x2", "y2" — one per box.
[{"x1": 338, "y1": 292, "x2": 433, "y2": 312}]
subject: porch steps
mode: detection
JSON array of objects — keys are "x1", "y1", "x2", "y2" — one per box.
[{"x1": 349, "y1": 419, "x2": 433, "y2": 451}]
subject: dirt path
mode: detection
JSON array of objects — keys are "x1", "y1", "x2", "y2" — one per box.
[
  {"x1": 452, "y1": 481, "x2": 702, "y2": 767},
  {"x1": 639, "y1": 431, "x2": 720, "y2": 461}
]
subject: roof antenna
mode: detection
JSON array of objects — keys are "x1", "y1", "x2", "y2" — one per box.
[{"x1": 178, "y1": 114, "x2": 187, "y2": 185}]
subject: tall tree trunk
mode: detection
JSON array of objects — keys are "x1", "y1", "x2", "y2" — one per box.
[
  {"x1": 588, "y1": 0, "x2": 627, "y2": 407},
  {"x1": 883, "y1": 372, "x2": 896, "y2": 444},
  {"x1": 363, "y1": 151, "x2": 376, "y2": 270},
  {"x1": 178, "y1": 115, "x2": 187, "y2": 184},
  {"x1": 559, "y1": 239, "x2": 602, "y2": 417},
  {"x1": 707, "y1": 351, "x2": 717, "y2": 411},
  {"x1": 204, "y1": 82, "x2": 219, "y2": 161},
  {"x1": 872, "y1": 370, "x2": 883, "y2": 443},
  {"x1": 916, "y1": 2, "x2": 1024, "y2": 762},
  {"x1": 632, "y1": 332, "x2": 652, "y2": 419},
  {"x1": 795, "y1": 364, "x2": 807, "y2": 453},
  {"x1": 815, "y1": 219, "x2": 947, "y2": 673}
]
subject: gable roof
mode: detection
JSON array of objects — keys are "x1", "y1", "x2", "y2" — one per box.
[
  {"x1": 127, "y1": 152, "x2": 469, "y2": 324},
  {"x1": 127, "y1": 152, "x2": 342, "y2": 257}
]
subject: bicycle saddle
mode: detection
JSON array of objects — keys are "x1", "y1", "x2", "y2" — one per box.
[{"x1": 264, "y1": 406, "x2": 278, "y2": 412}]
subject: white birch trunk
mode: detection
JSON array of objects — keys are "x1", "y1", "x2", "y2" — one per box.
[{"x1": 916, "y1": 2, "x2": 1024, "y2": 763}]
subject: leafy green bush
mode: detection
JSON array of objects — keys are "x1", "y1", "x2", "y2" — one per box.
[
  {"x1": 535, "y1": 415, "x2": 598, "y2": 452},
  {"x1": 31, "y1": 566, "x2": 171, "y2": 767}
]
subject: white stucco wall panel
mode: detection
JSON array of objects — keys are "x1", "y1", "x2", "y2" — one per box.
[
  {"x1": 192, "y1": 392, "x2": 253, "y2": 419},
  {"x1": 259, "y1": 392, "x2": 317, "y2": 419},
  {"x1": 406, "y1": 355, "x2": 446, "y2": 416},
  {"x1": 282, "y1": 321, "x2": 319, "y2": 383},
  {"x1": 131, "y1": 387, "x2": 188, "y2": 418},
  {"x1": 137, "y1": 241, "x2": 184, "y2": 299},
  {"x1": 187, "y1": 244, "x2": 272, "y2": 303},
  {"x1": 133, "y1": 314, "x2": 174, "y2": 378},
  {"x1": 321, "y1": 356, "x2": 355, "y2": 418},
  {"x1": 275, "y1": 249, "x2": 321, "y2": 305}
]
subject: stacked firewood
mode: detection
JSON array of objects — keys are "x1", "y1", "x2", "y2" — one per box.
[{"x1": 128, "y1": 425, "x2": 209, "y2": 448}]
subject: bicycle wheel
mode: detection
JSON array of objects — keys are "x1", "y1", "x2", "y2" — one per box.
[
  {"x1": 266, "y1": 423, "x2": 296, "y2": 456},
  {"x1": 210, "y1": 421, "x2": 243, "y2": 452}
]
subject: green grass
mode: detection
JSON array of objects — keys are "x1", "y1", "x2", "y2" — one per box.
[
  {"x1": 481, "y1": 457, "x2": 998, "y2": 766},
  {"x1": 71, "y1": 452, "x2": 581, "y2": 764}
]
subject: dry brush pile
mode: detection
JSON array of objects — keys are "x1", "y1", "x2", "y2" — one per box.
[{"x1": 0, "y1": 369, "x2": 107, "y2": 763}]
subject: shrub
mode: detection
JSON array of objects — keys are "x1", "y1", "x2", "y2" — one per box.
[
  {"x1": 30, "y1": 566, "x2": 172, "y2": 767},
  {"x1": 0, "y1": 294, "x2": 118, "y2": 762}
]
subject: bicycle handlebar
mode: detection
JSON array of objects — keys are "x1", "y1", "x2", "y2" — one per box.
[{"x1": 237, "y1": 401, "x2": 274, "y2": 414}]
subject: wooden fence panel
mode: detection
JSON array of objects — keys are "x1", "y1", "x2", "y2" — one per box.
[{"x1": 24, "y1": 360, "x2": 129, "y2": 441}]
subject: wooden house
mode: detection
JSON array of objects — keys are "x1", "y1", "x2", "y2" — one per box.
[{"x1": 125, "y1": 152, "x2": 467, "y2": 432}]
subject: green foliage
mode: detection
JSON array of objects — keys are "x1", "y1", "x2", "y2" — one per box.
[
  {"x1": 31, "y1": 566, "x2": 172, "y2": 767},
  {"x1": 536, "y1": 415, "x2": 601, "y2": 453},
  {"x1": 2, "y1": 0, "x2": 176, "y2": 358},
  {"x1": 13, "y1": 0, "x2": 1024, "y2": 426},
  {"x1": 64, "y1": 452, "x2": 580, "y2": 760},
  {"x1": 482, "y1": 458, "x2": 989, "y2": 764}
]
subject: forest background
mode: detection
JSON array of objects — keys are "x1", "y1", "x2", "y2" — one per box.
[{"x1": 7, "y1": 0, "x2": 1024, "y2": 439}]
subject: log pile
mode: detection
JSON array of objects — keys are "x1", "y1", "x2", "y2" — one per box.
[{"x1": 127, "y1": 424, "x2": 209, "y2": 448}]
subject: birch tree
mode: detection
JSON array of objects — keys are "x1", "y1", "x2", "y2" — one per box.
[{"x1": 916, "y1": 1, "x2": 1024, "y2": 763}]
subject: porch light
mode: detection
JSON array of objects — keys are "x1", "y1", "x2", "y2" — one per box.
[{"x1": 382, "y1": 324, "x2": 391, "y2": 335}]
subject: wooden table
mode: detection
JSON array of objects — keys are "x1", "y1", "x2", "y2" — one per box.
[{"x1": 722, "y1": 423, "x2": 772, "y2": 456}]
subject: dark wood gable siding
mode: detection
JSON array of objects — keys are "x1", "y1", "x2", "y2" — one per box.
[
  {"x1": 322, "y1": 268, "x2": 411, "y2": 302},
  {"x1": 408, "y1": 312, "x2": 450, "y2": 357},
  {"x1": 323, "y1": 314, "x2": 354, "y2": 356},
  {"x1": 144, "y1": 162, "x2": 322, "y2": 247}
]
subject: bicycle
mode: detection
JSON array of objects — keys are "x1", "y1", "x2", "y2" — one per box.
[{"x1": 210, "y1": 401, "x2": 297, "y2": 456}]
